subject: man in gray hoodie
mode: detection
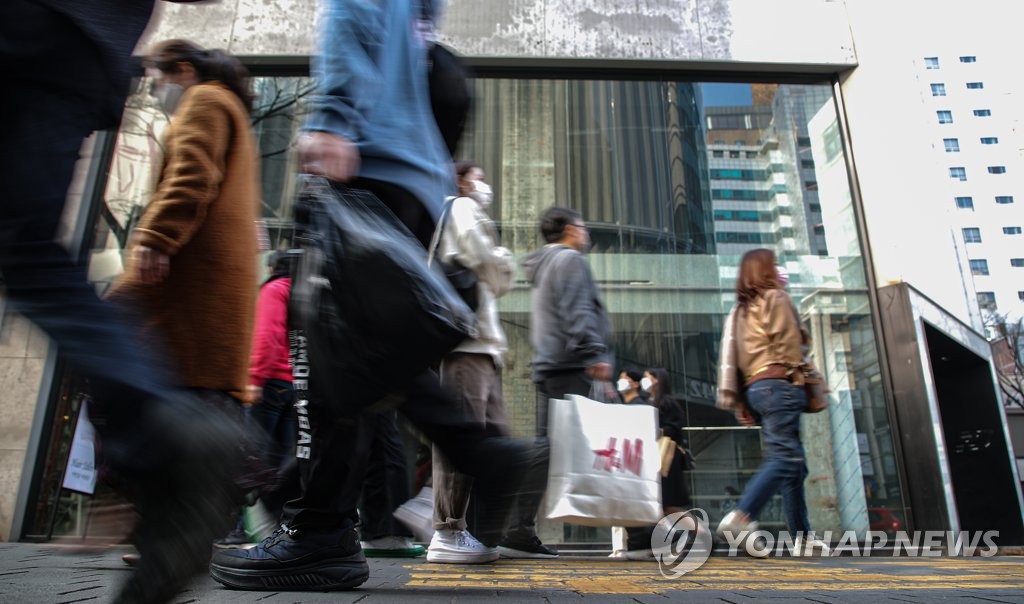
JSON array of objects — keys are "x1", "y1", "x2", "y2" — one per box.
[{"x1": 503, "y1": 206, "x2": 613, "y2": 557}]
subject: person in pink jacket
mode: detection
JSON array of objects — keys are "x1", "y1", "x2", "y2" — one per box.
[{"x1": 244, "y1": 252, "x2": 299, "y2": 531}]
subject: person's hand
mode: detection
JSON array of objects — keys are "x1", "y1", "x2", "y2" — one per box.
[
  {"x1": 735, "y1": 404, "x2": 756, "y2": 426},
  {"x1": 243, "y1": 384, "x2": 262, "y2": 407},
  {"x1": 297, "y1": 131, "x2": 360, "y2": 182},
  {"x1": 134, "y1": 245, "x2": 170, "y2": 284},
  {"x1": 586, "y1": 362, "x2": 612, "y2": 381}
]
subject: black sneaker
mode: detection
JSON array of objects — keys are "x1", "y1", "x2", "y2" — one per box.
[
  {"x1": 210, "y1": 524, "x2": 369, "y2": 591},
  {"x1": 497, "y1": 535, "x2": 559, "y2": 559}
]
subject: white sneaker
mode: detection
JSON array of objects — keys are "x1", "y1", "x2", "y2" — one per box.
[
  {"x1": 392, "y1": 487, "x2": 435, "y2": 543},
  {"x1": 426, "y1": 529, "x2": 499, "y2": 564},
  {"x1": 716, "y1": 510, "x2": 759, "y2": 536},
  {"x1": 608, "y1": 549, "x2": 628, "y2": 559},
  {"x1": 792, "y1": 535, "x2": 831, "y2": 557}
]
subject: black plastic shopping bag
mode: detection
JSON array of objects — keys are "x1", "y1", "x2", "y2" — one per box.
[{"x1": 290, "y1": 177, "x2": 477, "y2": 412}]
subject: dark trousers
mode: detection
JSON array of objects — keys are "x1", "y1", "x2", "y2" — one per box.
[
  {"x1": 505, "y1": 370, "x2": 592, "y2": 541},
  {"x1": 0, "y1": 4, "x2": 172, "y2": 442},
  {"x1": 282, "y1": 183, "x2": 547, "y2": 547},
  {"x1": 249, "y1": 379, "x2": 299, "y2": 518},
  {"x1": 358, "y1": 410, "x2": 413, "y2": 541}
]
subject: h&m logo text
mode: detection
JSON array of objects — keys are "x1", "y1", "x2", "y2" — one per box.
[{"x1": 593, "y1": 437, "x2": 644, "y2": 475}]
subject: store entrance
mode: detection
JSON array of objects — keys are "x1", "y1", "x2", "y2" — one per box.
[{"x1": 925, "y1": 323, "x2": 1024, "y2": 543}]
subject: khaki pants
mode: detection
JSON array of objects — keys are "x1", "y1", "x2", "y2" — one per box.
[{"x1": 433, "y1": 353, "x2": 511, "y2": 531}]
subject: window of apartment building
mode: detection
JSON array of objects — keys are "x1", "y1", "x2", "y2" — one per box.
[
  {"x1": 925, "y1": 56, "x2": 940, "y2": 69},
  {"x1": 995, "y1": 196, "x2": 1014, "y2": 204},
  {"x1": 970, "y1": 259, "x2": 990, "y2": 275},
  {"x1": 1011, "y1": 259, "x2": 1024, "y2": 268},
  {"x1": 988, "y1": 166, "x2": 1007, "y2": 174},
  {"x1": 729, "y1": 150, "x2": 741, "y2": 158},
  {"x1": 955, "y1": 196, "x2": 974, "y2": 209},
  {"x1": 963, "y1": 227, "x2": 982, "y2": 242},
  {"x1": 1004, "y1": 227, "x2": 1022, "y2": 235},
  {"x1": 930, "y1": 83, "x2": 946, "y2": 96},
  {"x1": 977, "y1": 291, "x2": 997, "y2": 309},
  {"x1": 937, "y1": 110, "x2": 953, "y2": 123},
  {"x1": 960, "y1": 56, "x2": 977, "y2": 63},
  {"x1": 981, "y1": 137, "x2": 999, "y2": 144},
  {"x1": 943, "y1": 138, "x2": 960, "y2": 152},
  {"x1": 801, "y1": 159, "x2": 815, "y2": 169},
  {"x1": 966, "y1": 82, "x2": 984, "y2": 89},
  {"x1": 745, "y1": 151, "x2": 758, "y2": 159},
  {"x1": 974, "y1": 109, "x2": 992, "y2": 117},
  {"x1": 949, "y1": 166, "x2": 967, "y2": 181},
  {"x1": 712, "y1": 150, "x2": 724, "y2": 158},
  {"x1": 1019, "y1": 292, "x2": 1024, "y2": 302}
]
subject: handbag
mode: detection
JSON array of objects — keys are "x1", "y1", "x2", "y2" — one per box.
[
  {"x1": 786, "y1": 298, "x2": 830, "y2": 414},
  {"x1": 289, "y1": 177, "x2": 477, "y2": 412},
  {"x1": 544, "y1": 394, "x2": 662, "y2": 527},
  {"x1": 428, "y1": 197, "x2": 480, "y2": 312},
  {"x1": 801, "y1": 364, "x2": 829, "y2": 413}
]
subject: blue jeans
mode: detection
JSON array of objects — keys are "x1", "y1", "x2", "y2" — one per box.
[{"x1": 736, "y1": 379, "x2": 811, "y2": 534}]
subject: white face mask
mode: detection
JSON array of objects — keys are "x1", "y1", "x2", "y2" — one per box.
[
  {"x1": 469, "y1": 180, "x2": 493, "y2": 207},
  {"x1": 776, "y1": 265, "x2": 790, "y2": 286},
  {"x1": 153, "y1": 82, "x2": 185, "y2": 115},
  {"x1": 640, "y1": 377, "x2": 654, "y2": 392},
  {"x1": 616, "y1": 378, "x2": 631, "y2": 393}
]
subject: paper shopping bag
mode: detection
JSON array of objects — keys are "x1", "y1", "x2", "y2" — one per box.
[{"x1": 543, "y1": 394, "x2": 662, "y2": 527}]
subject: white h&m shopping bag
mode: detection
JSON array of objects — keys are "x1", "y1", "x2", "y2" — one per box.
[{"x1": 543, "y1": 394, "x2": 662, "y2": 527}]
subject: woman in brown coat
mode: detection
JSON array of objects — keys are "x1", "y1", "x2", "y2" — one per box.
[{"x1": 109, "y1": 39, "x2": 260, "y2": 404}]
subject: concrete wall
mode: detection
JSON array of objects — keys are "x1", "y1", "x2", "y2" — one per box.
[
  {"x1": 0, "y1": 314, "x2": 47, "y2": 540},
  {"x1": 142, "y1": 0, "x2": 856, "y2": 66}
]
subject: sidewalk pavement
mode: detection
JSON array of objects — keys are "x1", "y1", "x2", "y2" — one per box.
[{"x1": 1, "y1": 542, "x2": 1023, "y2": 603}]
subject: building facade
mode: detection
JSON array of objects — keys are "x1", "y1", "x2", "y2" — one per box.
[
  {"x1": 917, "y1": 52, "x2": 1024, "y2": 324},
  {"x1": 2, "y1": 0, "x2": 1022, "y2": 546}
]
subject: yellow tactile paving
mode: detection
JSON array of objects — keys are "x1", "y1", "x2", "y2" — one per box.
[{"x1": 405, "y1": 557, "x2": 1024, "y2": 594}]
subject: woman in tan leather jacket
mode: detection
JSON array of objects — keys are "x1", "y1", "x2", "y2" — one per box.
[{"x1": 715, "y1": 249, "x2": 828, "y2": 555}]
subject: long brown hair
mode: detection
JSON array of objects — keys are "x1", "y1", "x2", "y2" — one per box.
[
  {"x1": 735, "y1": 248, "x2": 780, "y2": 307},
  {"x1": 146, "y1": 39, "x2": 253, "y2": 113}
]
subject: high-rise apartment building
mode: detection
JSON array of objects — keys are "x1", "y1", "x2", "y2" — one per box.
[{"x1": 917, "y1": 53, "x2": 1024, "y2": 323}]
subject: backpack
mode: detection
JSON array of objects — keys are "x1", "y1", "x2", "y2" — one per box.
[{"x1": 427, "y1": 42, "x2": 472, "y2": 158}]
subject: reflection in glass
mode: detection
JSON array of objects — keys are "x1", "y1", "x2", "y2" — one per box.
[{"x1": 52, "y1": 76, "x2": 904, "y2": 544}]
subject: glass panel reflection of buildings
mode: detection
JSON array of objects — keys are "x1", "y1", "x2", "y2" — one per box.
[{"x1": 32, "y1": 76, "x2": 905, "y2": 544}]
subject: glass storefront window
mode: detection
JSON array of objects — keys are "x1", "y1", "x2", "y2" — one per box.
[{"x1": 31, "y1": 74, "x2": 905, "y2": 545}]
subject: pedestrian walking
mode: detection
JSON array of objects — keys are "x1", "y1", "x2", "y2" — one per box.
[
  {"x1": 510, "y1": 206, "x2": 614, "y2": 559},
  {"x1": 624, "y1": 367, "x2": 692, "y2": 559},
  {"x1": 106, "y1": 38, "x2": 264, "y2": 557},
  {"x1": 427, "y1": 161, "x2": 514, "y2": 565},
  {"x1": 616, "y1": 369, "x2": 646, "y2": 404},
  {"x1": 209, "y1": 0, "x2": 548, "y2": 591},
  {"x1": 0, "y1": 3, "x2": 253, "y2": 602},
  {"x1": 241, "y1": 251, "x2": 301, "y2": 541},
  {"x1": 715, "y1": 248, "x2": 829, "y2": 556}
]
